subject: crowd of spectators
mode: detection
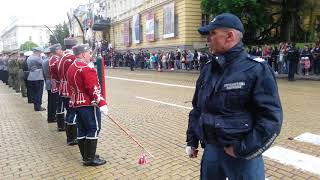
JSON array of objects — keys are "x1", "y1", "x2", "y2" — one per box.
[{"x1": 98, "y1": 42, "x2": 320, "y2": 76}]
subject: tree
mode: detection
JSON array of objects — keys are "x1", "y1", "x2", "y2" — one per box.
[
  {"x1": 269, "y1": 0, "x2": 305, "y2": 42},
  {"x1": 201, "y1": 0, "x2": 273, "y2": 43},
  {"x1": 200, "y1": 0, "x2": 318, "y2": 43},
  {"x1": 20, "y1": 41, "x2": 38, "y2": 51},
  {"x1": 49, "y1": 22, "x2": 70, "y2": 49}
]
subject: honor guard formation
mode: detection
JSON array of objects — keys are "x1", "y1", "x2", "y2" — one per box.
[{"x1": 0, "y1": 38, "x2": 109, "y2": 167}]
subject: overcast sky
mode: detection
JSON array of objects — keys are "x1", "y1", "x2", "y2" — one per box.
[{"x1": 0, "y1": 0, "x2": 89, "y2": 31}]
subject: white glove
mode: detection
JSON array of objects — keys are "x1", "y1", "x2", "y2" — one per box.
[
  {"x1": 186, "y1": 146, "x2": 198, "y2": 158},
  {"x1": 100, "y1": 105, "x2": 109, "y2": 116}
]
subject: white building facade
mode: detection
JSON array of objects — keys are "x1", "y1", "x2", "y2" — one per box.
[
  {"x1": 106, "y1": 0, "x2": 144, "y2": 20},
  {"x1": 0, "y1": 17, "x2": 53, "y2": 51}
]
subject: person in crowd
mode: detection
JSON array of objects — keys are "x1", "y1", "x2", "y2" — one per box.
[
  {"x1": 174, "y1": 50, "x2": 180, "y2": 70},
  {"x1": 193, "y1": 50, "x2": 199, "y2": 70},
  {"x1": 300, "y1": 45, "x2": 312, "y2": 76},
  {"x1": 312, "y1": 42, "x2": 320, "y2": 74},
  {"x1": 271, "y1": 46, "x2": 280, "y2": 74}
]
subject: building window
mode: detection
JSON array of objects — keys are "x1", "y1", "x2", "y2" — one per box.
[
  {"x1": 155, "y1": 20, "x2": 159, "y2": 40},
  {"x1": 175, "y1": 15, "x2": 179, "y2": 38},
  {"x1": 29, "y1": 36, "x2": 32, "y2": 41},
  {"x1": 201, "y1": 14, "x2": 210, "y2": 26},
  {"x1": 140, "y1": 25, "x2": 143, "y2": 43}
]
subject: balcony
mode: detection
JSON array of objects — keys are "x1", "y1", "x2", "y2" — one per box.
[{"x1": 92, "y1": 16, "x2": 111, "y2": 31}]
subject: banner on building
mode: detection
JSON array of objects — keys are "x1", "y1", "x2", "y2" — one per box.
[
  {"x1": 146, "y1": 11, "x2": 155, "y2": 42},
  {"x1": 132, "y1": 14, "x2": 140, "y2": 44},
  {"x1": 123, "y1": 20, "x2": 130, "y2": 47},
  {"x1": 163, "y1": 2, "x2": 175, "y2": 39}
]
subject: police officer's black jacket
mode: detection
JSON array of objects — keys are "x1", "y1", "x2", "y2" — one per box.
[
  {"x1": 186, "y1": 42, "x2": 283, "y2": 160},
  {"x1": 287, "y1": 47, "x2": 300, "y2": 63}
]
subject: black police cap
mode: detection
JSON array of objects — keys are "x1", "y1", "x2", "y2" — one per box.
[{"x1": 198, "y1": 13, "x2": 244, "y2": 35}]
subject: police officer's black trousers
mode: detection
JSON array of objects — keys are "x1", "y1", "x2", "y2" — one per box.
[
  {"x1": 29, "y1": 80, "x2": 44, "y2": 111},
  {"x1": 3, "y1": 71, "x2": 8, "y2": 85},
  {"x1": 130, "y1": 63, "x2": 134, "y2": 71},
  {"x1": 0, "y1": 70, "x2": 3, "y2": 83},
  {"x1": 288, "y1": 61, "x2": 297, "y2": 80},
  {"x1": 47, "y1": 90, "x2": 57, "y2": 122},
  {"x1": 315, "y1": 59, "x2": 320, "y2": 74}
]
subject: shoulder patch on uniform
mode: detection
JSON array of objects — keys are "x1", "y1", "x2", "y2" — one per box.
[
  {"x1": 205, "y1": 60, "x2": 212, "y2": 64},
  {"x1": 253, "y1": 57, "x2": 265, "y2": 62},
  {"x1": 247, "y1": 55, "x2": 265, "y2": 63}
]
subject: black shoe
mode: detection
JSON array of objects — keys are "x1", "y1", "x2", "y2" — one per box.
[
  {"x1": 78, "y1": 138, "x2": 86, "y2": 160},
  {"x1": 67, "y1": 139, "x2": 78, "y2": 146},
  {"x1": 34, "y1": 106, "x2": 46, "y2": 111},
  {"x1": 67, "y1": 125, "x2": 78, "y2": 145},
  {"x1": 78, "y1": 139, "x2": 99, "y2": 162},
  {"x1": 48, "y1": 119, "x2": 57, "y2": 123},
  {"x1": 56, "y1": 114, "x2": 65, "y2": 131},
  {"x1": 83, "y1": 139, "x2": 106, "y2": 166}
]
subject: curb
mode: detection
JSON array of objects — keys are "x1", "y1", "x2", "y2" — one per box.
[{"x1": 106, "y1": 67, "x2": 320, "y2": 81}]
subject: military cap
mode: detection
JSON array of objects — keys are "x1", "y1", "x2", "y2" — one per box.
[
  {"x1": 32, "y1": 47, "x2": 44, "y2": 52},
  {"x1": 44, "y1": 48, "x2": 51, "y2": 54},
  {"x1": 24, "y1": 51, "x2": 33, "y2": 56},
  {"x1": 72, "y1": 44, "x2": 90, "y2": 56},
  {"x1": 64, "y1": 38, "x2": 77, "y2": 46},
  {"x1": 198, "y1": 13, "x2": 244, "y2": 35},
  {"x1": 49, "y1": 43, "x2": 62, "y2": 53}
]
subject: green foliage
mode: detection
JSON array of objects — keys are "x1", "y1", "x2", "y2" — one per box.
[
  {"x1": 201, "y1": 0, "x2": 272, "y2": 43},
  {"x1": 20, "y1": 41, "x2": 38, "y2": 51},
  {"x1": 49, "y1": 22, "x2": 70, "y2": 49}
]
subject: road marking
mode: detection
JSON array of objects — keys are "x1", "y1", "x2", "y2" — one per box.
[
  {"x1": 263, "y1": 146, "x2": 320, "y2": 175},
  {"x1": 106, "y1": 76, "x2": 195, "y2": 89},
  {"x1": 294, "y1": 132, "x2": 320, "y2": 145},
  {"x1": 127, "y1": 73, "x2": 150, "y2": 76},
  {"x1": 136, "y1": 96, "x2": 192, "y2": 110}
]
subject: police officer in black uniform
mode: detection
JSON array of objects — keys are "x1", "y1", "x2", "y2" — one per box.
[
  {"x1": 185, "y1": 13, "x2": 283, "y2": 180},
  {"x1": 312, "y1": 42, "x2": 320, "y2": 74},
  {"x1": 286, "y1": 43, "x2": 300, "y2": 81}
]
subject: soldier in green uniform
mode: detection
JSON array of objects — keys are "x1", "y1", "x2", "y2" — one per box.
[
  {"x1": 0, "y1": 54, "x2": 4, "y2": 82},
  {"x1": 8, "y1": 53, "x2": 15, "y2": 88},
  {"x1": 3, "y1": 54, "x2": 9, "y2": 85},
  {"x1": 12, "y1": 52, "x2": 20, "y2": 92},
  {"x1": 18, "y1": 52, "x2": 27, "y2": 97}
]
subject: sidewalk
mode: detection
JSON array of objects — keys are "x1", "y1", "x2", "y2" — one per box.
[
  {"x1": 0, "y1": 82, "x2": 201, "y2": 179},
  {"x1": 0, "y1": 82, "x2": 84, "y2": 179},
  {"x1": 109, "y1": 67, "x2": 320, "y2": 81}
]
